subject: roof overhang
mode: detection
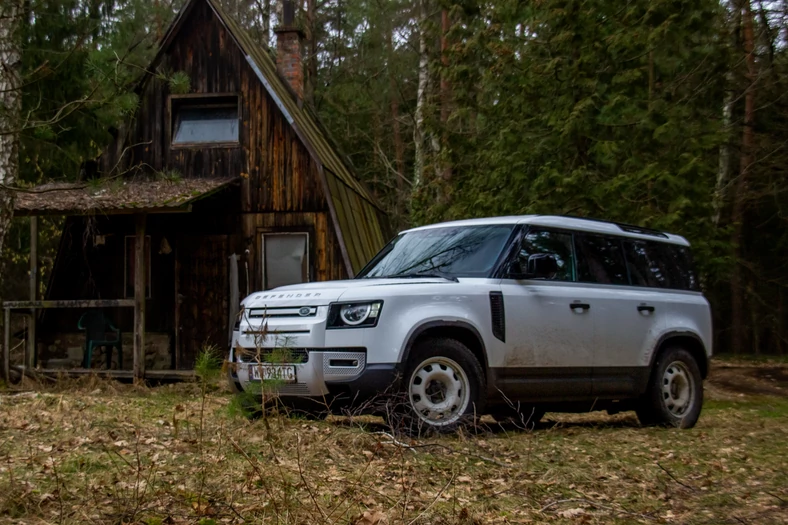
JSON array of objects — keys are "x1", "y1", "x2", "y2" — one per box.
[{"x1": 13, "y1": 177, "x2": 239, "y2": 216}]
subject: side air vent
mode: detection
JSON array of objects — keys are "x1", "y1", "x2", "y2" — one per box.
[{"x1": 489, "y1": 291, "x2": 505, "y2": 342}]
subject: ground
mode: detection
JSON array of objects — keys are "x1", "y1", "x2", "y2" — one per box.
[{"x1": 0, "y1": 359, "x2": 786, "y2": 525}]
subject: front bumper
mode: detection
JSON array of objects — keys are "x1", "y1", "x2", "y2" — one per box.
[{"x1": 230, "y1": 347, "x2": 399, "y2": 403}]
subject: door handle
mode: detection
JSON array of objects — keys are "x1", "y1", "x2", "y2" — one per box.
[
  {"x1": 570, "y1": 302, "x2": 591, "y2": 312},
  {"x1": 637, "y1": 305, "x2": 655, "y2": 313}
]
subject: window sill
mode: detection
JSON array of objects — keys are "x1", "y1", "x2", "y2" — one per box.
[{"x1": 170, "y1": 142, "x2": 240, "y2": 150}]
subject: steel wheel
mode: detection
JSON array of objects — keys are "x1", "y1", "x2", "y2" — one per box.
[
  {"x1": 661, "y1": 361, "x2": 695, "y2": 417},
  {"x1": 408, "y1": 356, "x2": 470, "y2": 427}
]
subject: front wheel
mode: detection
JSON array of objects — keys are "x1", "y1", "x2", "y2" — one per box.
[
  {"x1": 636, "y1": 347, "x2": 703, "y2": 429},
  {"x1": 389, "y1": 337, "x2": 486, "y2": 436}
]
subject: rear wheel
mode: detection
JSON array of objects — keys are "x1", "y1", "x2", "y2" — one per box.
[
  {"x1": 636, "y1": 346, "x2": 703, "y2": 428},
  {"x1": 389, "y1": 338, "x2": 486, "y2": 436}
]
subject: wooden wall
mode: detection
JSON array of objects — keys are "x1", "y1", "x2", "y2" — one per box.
[
  {"x1": 101, "y1": 1, "x2": 326, "y2": 212},
  {"x1": 97, "y1": 0, "x2": 345, "y2": 288},
  {"x1": 43, "y1": 191, "x2": 240, "y2": 337},
  {"x1": 44, "y1": 1, "x2": 357, "y2": 367}
]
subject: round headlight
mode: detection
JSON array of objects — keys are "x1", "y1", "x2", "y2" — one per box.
[{"x1": 340, "y1": 304, "x2": 372, "y2": 326}]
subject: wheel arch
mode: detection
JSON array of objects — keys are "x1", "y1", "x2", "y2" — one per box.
[
  {"x1": 650, "y1": 332, "x2": 709, "y2": 379},
  {"x1": 399, "y1": 321, "x2": 489, "y2": 373}
]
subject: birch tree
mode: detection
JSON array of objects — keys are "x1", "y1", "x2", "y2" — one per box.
[{"x1": 0, "y1": 0, "x2": 24, "y2": 263}]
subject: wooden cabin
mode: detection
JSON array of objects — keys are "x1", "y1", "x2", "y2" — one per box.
[{"x1": 4, "y1": 0, "x2": 386, "y2": 380}]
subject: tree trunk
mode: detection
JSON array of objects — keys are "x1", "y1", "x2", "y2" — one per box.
[
  {"x1": 413, "y1": 0, "x2": 430, "y2": 188},
  {"x1": 714, "y1": 3, "x2": 742, "y2": 226},
  {"x1": 439, "y1": 8, "x2": 451, "y2": 202},
  {"x1": 730, "y1": 0, "x2": 757, "y2": 355},
  {"x1": 0, "y1": 0, "x2": 23, "y2": 264},
  {"x1": 305, "y1": 0, "x2": 317, "y2": 104},
  {"x1": 262, "y1": 0, "x2": 271, "y2": 42},
  {"x1": 386, "y1": 18, "x2": 406, "y2": 214}
]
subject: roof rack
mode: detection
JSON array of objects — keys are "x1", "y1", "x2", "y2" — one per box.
[{"x1": 555, "y1": 215, "x2": 669, "y2": 239}]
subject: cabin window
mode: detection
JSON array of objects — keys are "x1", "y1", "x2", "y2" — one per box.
[
  {"x1": 124, "y1": 236, "x2": 152, "y2": 298},
  {"x1": 262, "y1": 233, "x2": 309, "y2": 290},
  {"x1": 170, "y1": 95, "x2": 239, "y2": 146}
]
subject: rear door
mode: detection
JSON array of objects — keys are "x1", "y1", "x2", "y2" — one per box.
[
  {"x1": 573, "y1": 233, "x2": 662, "y2": 397},
  {"x1": 499, "y1": 228, "x2": 594, "y2": 400}
]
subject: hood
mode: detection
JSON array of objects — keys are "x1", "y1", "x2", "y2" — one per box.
[{"x1": 241, "y1": 278, "x2": 454, "y2": 308}]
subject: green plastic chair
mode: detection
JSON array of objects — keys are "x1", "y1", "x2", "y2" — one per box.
[{"x1": 78, "y1": 311, "x2": 122, "y2": 369}]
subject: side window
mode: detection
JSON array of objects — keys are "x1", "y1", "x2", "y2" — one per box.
[
  {"x1": 517, "y1": 229, "x2": 575, "y2": 281},
  {"x1": 623, "y1": 240, "x2": 657, "y2": 287},
  {"x1": 624, "y1": 240, "x2": 699, "y2": 291},
  {"x1": 575, "y1": 234, "x2": 628, "y2": 285}
]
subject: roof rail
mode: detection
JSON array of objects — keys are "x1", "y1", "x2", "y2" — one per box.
[{"x1": 555, "y1": 215, "x2": 669, "y2": 239}]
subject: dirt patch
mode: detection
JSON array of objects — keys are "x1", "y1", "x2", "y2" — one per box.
[{"x1": 708, "y1": 364, "x2": 788, "y2": 397}]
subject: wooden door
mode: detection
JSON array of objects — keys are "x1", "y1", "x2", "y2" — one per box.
[{"x1": 176, "y1": 235, "x2": 229, "y2": 369}]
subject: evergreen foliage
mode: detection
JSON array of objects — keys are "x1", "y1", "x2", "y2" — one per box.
[{"x1": 2, "y1": 0, "x2": 787, "y2": 354}]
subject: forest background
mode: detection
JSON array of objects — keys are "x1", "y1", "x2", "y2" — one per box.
[{"x1": 0, "y1": 0, "x2": 786, "y2": 356}]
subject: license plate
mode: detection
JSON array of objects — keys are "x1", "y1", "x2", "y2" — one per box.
[{"x1": 249, "y1": 364, "x2": 297, "y2": 383}]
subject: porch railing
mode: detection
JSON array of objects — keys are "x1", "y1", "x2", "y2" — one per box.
[{"x1": 2, "y1": 299, "x2": 134, "y2": 382}]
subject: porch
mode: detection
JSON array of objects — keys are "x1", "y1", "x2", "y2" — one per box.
[{"x1": 2, "y1": 177, "x2": 240, "y2": 383}]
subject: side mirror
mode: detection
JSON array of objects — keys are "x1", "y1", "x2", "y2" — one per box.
[{"x1": 526, "y1": 253, "x2": 558, "y2": 279}]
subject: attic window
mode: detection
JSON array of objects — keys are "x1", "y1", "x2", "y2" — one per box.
[{"x1": 171, "y1": 95, "x2": 239, "y2": 146}]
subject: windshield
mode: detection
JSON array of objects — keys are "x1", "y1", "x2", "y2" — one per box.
[{"x1": 358, "y1": 225, "x2": 516, "y2": 279}]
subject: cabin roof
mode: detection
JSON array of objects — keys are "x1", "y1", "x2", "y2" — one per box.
[
  {"x1": 153, "y1": 0, "x2": 387, "y2": 274},
  {"x1": 14, "y1": 177, "x2": 238, "y2": 215}
]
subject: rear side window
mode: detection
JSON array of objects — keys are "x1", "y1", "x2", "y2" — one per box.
[
  {"x1": 575, "y1": 234, "x2": 628, "y2": 285},
  {"x1": 623, "y1": 240, "x2": 699, "y2": 291}
]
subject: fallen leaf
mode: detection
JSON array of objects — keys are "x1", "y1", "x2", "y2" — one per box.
[
  {"x1": 558, "y1": 508, "x2": 586, "y2": 518},
  {"x1": 354, "y1": 510, "x2": 387, "y2": 525}
]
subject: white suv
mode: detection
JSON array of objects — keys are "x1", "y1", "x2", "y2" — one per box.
[{"x1": 229, "y1": 216, "x2": 712, "y2": 432}]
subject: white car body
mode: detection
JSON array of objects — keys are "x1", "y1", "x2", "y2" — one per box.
[{"x1": 229, "y1": 215, "x2": 712, "y2": 423}]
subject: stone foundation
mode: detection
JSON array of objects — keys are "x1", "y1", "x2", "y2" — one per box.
[{"x1": 43, "y1": 332, "x2": 171, "y2": 370}]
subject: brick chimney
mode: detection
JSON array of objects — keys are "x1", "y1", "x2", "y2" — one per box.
[{"x1": 275, "y1": 0, "x2": 305, "y2": 100}]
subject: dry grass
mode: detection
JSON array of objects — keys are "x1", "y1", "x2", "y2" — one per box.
[{"x1": 0, "y1": 375, "x2": 786, "y2": 525}]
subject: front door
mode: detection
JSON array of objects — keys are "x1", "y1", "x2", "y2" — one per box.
[
  {"x1": 260, "y1": 232, "x2": 310, "y2": 290},
  {"x1": 498, "y1": 228, "x2": 594, "y2": 401},
  {"x1": 176, "y1": 235, "x2": 229, "y2": 369}
]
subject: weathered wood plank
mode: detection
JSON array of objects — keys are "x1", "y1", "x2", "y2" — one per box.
[
  {"x1": 174, "y1": 242, "x2": 181, "y2": 371},
  {"x1": 28, "y1": 216, "x2": 37, "y2": 370},
  {"x1": 2, "y1": 299, "x2": 135, "y2": 309},
  {"x1": 134, "y1": 214, "x2": 146, "y2": 381},
  {"x1": 26, "y1": 368, "x2": 195, "y2": 381},
  {"x1": 3, "y1": 308, "x2": 10, "y2": 382}
]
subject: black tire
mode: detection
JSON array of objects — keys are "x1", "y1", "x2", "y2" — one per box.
[
  {"x1": 636, "y1": 346, "x2": 703, "y2": 429},
  {"x1": 491, "y1": 405, "x2": 545, "y2": 428},
  {"x1": 389, "y1": 337, "x2": 486, "y2": 436}
]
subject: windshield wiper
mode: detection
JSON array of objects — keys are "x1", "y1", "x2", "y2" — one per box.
[{"x1": 388, "y1": 273, "x2": 459, "y2": 282}]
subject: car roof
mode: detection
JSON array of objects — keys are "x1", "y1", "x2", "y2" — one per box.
[{"x1": 401, "y1": 215, "x2": 691, "y2": 246}]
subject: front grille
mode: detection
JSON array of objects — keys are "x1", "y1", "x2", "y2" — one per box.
[
  {"x1": 490, "y1": 291, "x2": 506, "y2": 342},
  {"x1": 237, "y1": 348, "x2": 310, "y2": 363},
  {"x1": 248, "y1": 306, "x2": 317, "y2": 318}
]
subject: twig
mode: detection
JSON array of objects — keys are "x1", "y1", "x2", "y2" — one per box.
[
  {"x1": 372, "y1": 432, "x2": 513, "y2": 468},
  {"x1": 406, "y1": 472, "x2": 455, "y2": 525},
  {"x1": 226, "y1": 435, "x2": 281, "y2": 517},
  {"x1": 657, "y1": 462, "x2": 697, "y2": 492},
  {"x1": 296, "y1": 433, "x2": 328, "y2": 521},
  {"x1": 539, "y1": 497, "x2": 656, "y2": 521}
]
